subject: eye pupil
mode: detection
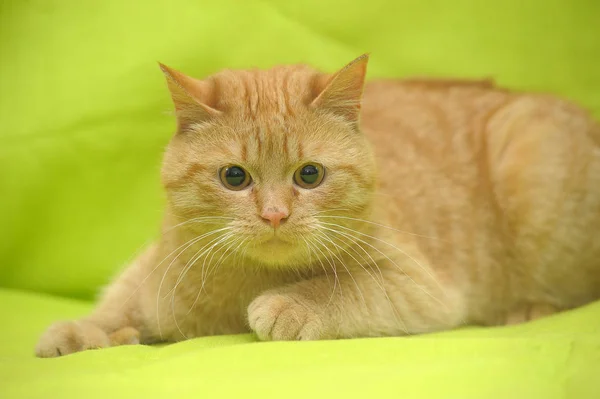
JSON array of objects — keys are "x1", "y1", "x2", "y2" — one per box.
[
  {"x1": 300, "y1": 165, "x2": 319, "y2": 184},
  {"x1": 225, "y1": 167, "x2": 246, "y2": 186}
]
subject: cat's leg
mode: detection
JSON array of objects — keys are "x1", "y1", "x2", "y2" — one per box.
[
  {"x1": 35, "y1": 245, "x2": 156, "y2": 357},
  {"x1": 248, "y1": 262, "x2": 465, "y2": 340}
]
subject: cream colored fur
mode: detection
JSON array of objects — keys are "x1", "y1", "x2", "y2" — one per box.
[{"x1": 36, "y1": 55, "x2": 600, "y2": 357}]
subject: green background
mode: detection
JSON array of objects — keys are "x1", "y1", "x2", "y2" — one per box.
[{"x1": 0, "y1": 0, "x2": 599, "y2": 398}]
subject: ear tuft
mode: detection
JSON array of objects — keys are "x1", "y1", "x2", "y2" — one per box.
[
  {"x1": 159, "y1": 63, "x2": 221, "y2": 132},
  {"x1": 311, "y1": 54, "x2": 370, "y2": 126}
]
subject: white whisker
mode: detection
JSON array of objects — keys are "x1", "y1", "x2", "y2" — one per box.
[
  {"x1": 162, "y1": 216, "x2": 236, "y2": 235},
  {"x1": 185, "y1": 236, "x2": 246, "y2": 318},
  {"x1": 197, "y1": 236, "x2": 247, "y2": 302},
  {"x1": 168, "y1": 232, "x2": 234, "y2": 299},
  {"x1": 315, "y1": 215, "x2": 442, "y2": 241},
  {"x1": 309, "y1": 235, "x2": 342, "y2": 301},
  {"x1": 320, "y1": 229, "x2": 407, "y2": 334},
  {"x1": 155, "y1": 227, "x2": 231, "y2": 339},
  {"x1": 119, "y1": 226, "x2": 232, "y2": 312},
  {"x1": 303, "y1": 236, "x2": 338, "y2": 308},
  {"x1": 318, "y1": 223, "x2": 447, "y2": 310},
  {"x1": 326, "y1": 230, "x2": 385, "y2": 285},
  {"x1": 312, "y1": 208, "x2": 352, "y2": 215},
  {"x1": 322, "y1": 227, "x2": 447, "y2": 322},
  {"x1": 313, "y1": 231, "x2": 368, "y2": 313},
  {"x1": 170, "y1": 232, "x2": 234, "y2": 340}
]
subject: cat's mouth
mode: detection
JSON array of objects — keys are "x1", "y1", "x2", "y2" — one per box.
[{"x1": 253, "y1": 234, "x2": 296, "y2": 257}]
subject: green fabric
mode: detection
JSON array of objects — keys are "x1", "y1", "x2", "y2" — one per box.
[
  {"x1": 1, "y1": 0, "x2": 599, "y2": 398},
  {"x1": 1, "y1": 289, "x2": 599, "y2": 398}
]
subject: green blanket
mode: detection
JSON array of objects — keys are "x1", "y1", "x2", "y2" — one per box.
[{"x1": 1, "y1": 0, "x2": 599, "y2": 398}]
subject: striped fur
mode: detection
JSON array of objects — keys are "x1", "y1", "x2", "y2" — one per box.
[{"x1": 36, "y1": 55, "x2": 600, "y2": 357}]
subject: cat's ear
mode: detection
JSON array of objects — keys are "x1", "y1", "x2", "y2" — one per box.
[
  {"x1": 159, "y1": 63, "x2": 222, "y2": 132},
  {"x1": 311, "y1": 54, "x2": 369, "y2": 126}
]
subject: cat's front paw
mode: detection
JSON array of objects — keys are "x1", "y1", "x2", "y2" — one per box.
[
  {"x1": 35, "y1": 321, "x2": 112, "y2": 358},
  {"x1": 248, "y1": 293, "x2": 324, "y2": 341}
]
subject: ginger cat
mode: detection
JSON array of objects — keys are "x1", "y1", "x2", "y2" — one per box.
[{"x1": 36, "y1": 55, "x2": 600, "y2": 357}]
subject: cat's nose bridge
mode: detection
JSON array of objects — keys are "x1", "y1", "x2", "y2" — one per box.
[{"x1": 255, "y1": 186, "x2": 292, "y2": 228}]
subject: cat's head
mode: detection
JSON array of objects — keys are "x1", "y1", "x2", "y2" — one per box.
[{"x1": 160, "y1": 55, "x2": 377, "y2": 267}]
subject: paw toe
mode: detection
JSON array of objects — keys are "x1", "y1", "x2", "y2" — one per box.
[
  {"x1": 109, "y1": 327, "x2": 140, "y2": 346},
  {"x1": 35, "y1": 321, "x2": 110, "y2": 358},
  {"x1": 248, "y1": 293, "x2": 322, "y2": 341}
]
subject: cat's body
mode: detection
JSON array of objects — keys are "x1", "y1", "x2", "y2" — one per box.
[
  {"x1": 36, "y1": 56, "x2": 600, "y2": 357},
  {"x1": 363, "y1": 79, "x2": 600, "y2": 325}
]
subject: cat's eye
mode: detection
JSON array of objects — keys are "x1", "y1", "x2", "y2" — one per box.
[
  {"x1": 220, "y1": 165, "x2": 251, "y2": 190},
  {"x1": 294, "y1": 163, "x2": 325, "y2": 189}
]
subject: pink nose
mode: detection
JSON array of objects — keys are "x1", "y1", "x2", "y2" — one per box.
[{"x1": 261, "y1": 210, "x2": 289, "y2": 228}]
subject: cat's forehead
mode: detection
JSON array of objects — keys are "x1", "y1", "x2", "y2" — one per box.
[
  {"x1": 210, "y1": 65, "x2": 322, "y2": 117},
  {"x1": 216, "y1": 118, "x2": 314, "y2": 168},
  {"x1": 185, "y1": 64, "x2": 360, "y2": 166}
]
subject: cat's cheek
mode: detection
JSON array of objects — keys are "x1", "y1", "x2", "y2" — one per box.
[
  {"x1": 247, "y1": 292, "x2": 325, "y2": 341},
  {"x1": 167, "y1": 180, "x2": 233, "y2": 216}
]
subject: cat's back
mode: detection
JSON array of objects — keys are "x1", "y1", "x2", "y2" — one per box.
[
  {"x1": 361, "y1": 77, "x2": 600, "y2": 153},
  {"x1": 360, "y1": 77, "x2": 600, "y2": 315},
  {"x1": 361, "y1": 78, "x2": 510, "y2": 154},
  {"x1": 360, "y1": 77, "x2": 600, "y2": 205},
  {"x1": 359, "y1": 78, "x2": 515, "y2": 226}
]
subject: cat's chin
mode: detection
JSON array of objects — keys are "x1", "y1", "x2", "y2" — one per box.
[
  {"x1": 244, "y1": 238, "x2": 307, "y2": 267},
  {"x1": 260, "y1": 236, "x2": 290, "y2": 246}
]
